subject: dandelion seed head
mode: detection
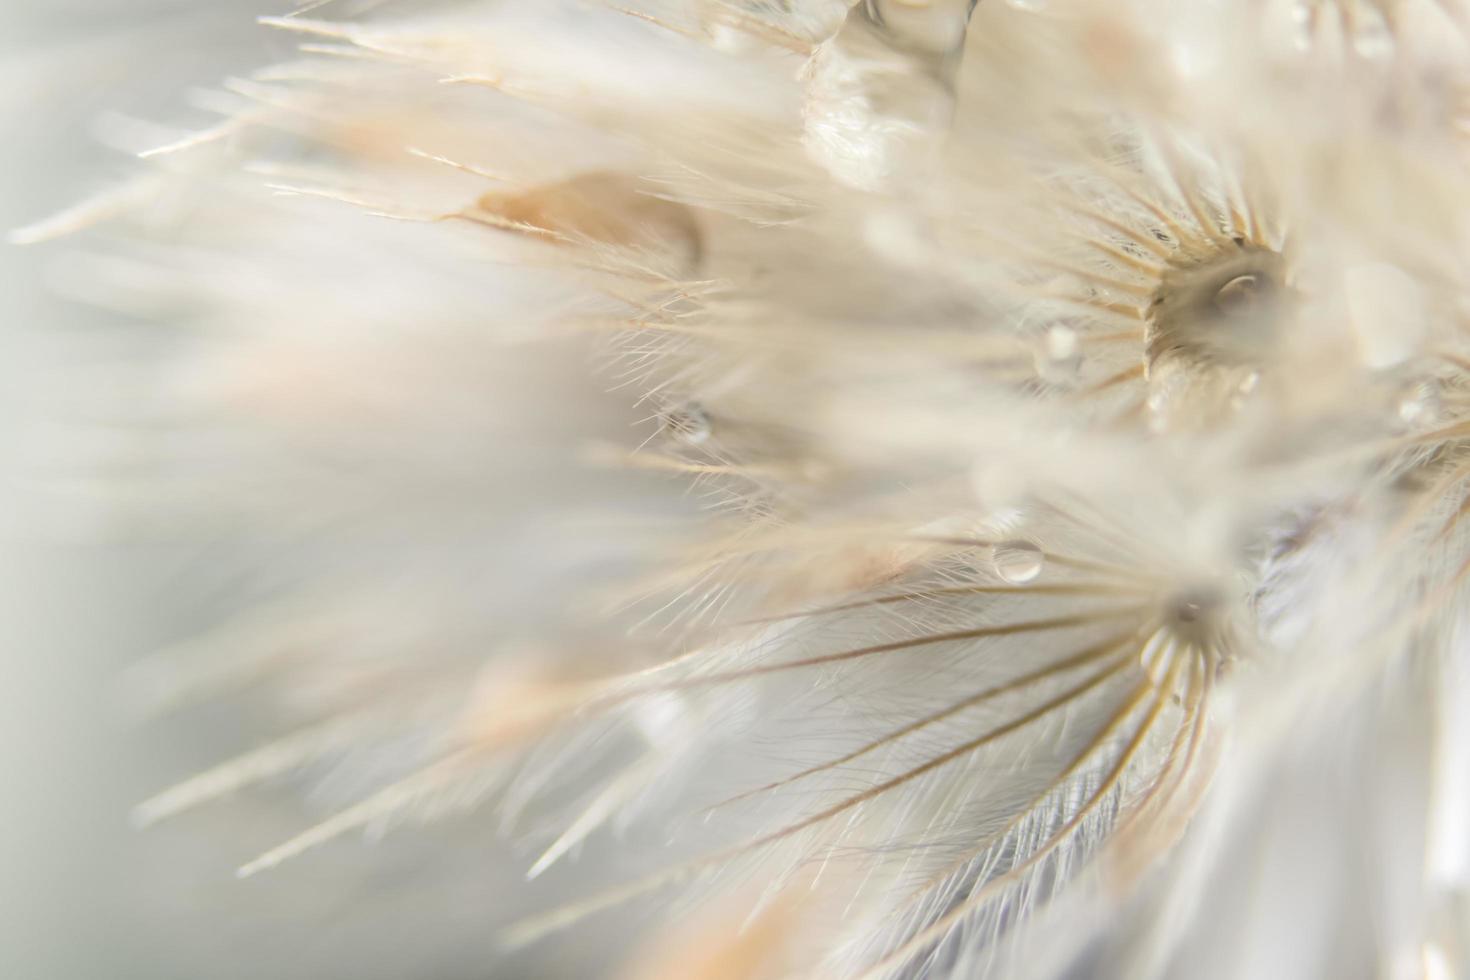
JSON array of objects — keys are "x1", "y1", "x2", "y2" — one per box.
[{"x1": 20, "y1": 0, "x2": 1470, "y2": 975}]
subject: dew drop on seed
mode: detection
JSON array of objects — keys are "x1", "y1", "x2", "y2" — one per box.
[
  {"x1": 991, "y1": 540, "x2": 1045, "y2": 584},
  {"x1": 1229, "y1": 369, "x2": 1262, "y2": 412},
  {"x1": 1214, "y1": 274, "x2": 1263, "y2": 315},
  {"x1": 664, "y1": 404, "x2": 713, "y2": 444},
  {"x1": 1289, "y1": 0, "x2": 1314, "y2": 50},
  {"x1": 1170, "y1": 588, "x2": 1220, "y2": 626},
  {"x1": 708, "y1": 23, "x2": 756, "y2": 55},
  {"x1": 1046, "y1": 324, "x2": 1079, "y2": 361},
  {"x1": 1397, "y1": 380, "x2": 1441, "y2": 428},
  {"x1": 802, "y1": 3, "x2": 971, "y2": 190},
  {"x1": 1144, "y1": 375, "x2": 1183, "y2": 434},
  {"x1": 1353, "y1": 31, "x2": 1393, "y2": 60},
  {"x1": 1036, "y1": 325, "x2": 1082, "y2": 383},
  {"x1": 1353, "y1": 16, "x2": 1394, "y2": 60}
]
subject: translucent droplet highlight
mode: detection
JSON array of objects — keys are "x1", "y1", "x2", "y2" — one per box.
[
  {"x1": 1352, "y1": 11, "x2": 1395, "y2": 60},
  {"x1": 1229, "y1": 369, "x2": 1262, "y2": 413},
  {"x1": 1289, "y1": 0, "x2": 1315, "y2": 51},
  {"x1": 991, "y1": 540, "x2": 1045, "y2": 584},
  {"x1": 1034, "y1": 324, "x2": 1083, "y2": 384},
  {"x1": 663, "y1": 404, "x2": 713, "y2": 444},
  {"x1": 802, "y1": 0, "x2": 977, "y2": 189},
  {"x1": 1397, "y1": 380, "x2": 1441, "y2": 428},
  {"x1": 1214, "y1": 274, "x2": 1264, "y2": 315}
]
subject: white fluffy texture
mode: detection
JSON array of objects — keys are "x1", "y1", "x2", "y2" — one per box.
[{"x1": 24, "y1": 0, "x2": 1470, "y2": 977}]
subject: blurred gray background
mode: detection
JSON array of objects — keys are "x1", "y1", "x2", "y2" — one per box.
[{"x1": 0, "y1": 3, "x2": 599, "y2": 976}]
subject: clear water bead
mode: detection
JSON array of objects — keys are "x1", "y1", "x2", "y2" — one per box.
[
  {"x1": 1285, "y1": 1, "x2": 1325, "y2": 53},
  {"x1": 663, "y1": 404, "x2": 713, "y2": 444},
  {"x1": 991, "y1": 540, "x2": 1045, "y2": 584},
  {"x1": 1397, "y1": 380, "x2": 1441, "y2": 428},
  {"x1": 801, "y1": 1, "x2": 976, "y2": 190},
  {"x1": 1214, "y1": 274, "x2": 1264, "y2": 315},
  {"x1": 1035, "y1": 325, "x2": 1083, "y2": 383},
  {"x1": 1352, "y1": 11, "x2": 1395, "y2": 60},
  {"x1": 1229, "y1": 369, "x2": 1262, "y2": 413},
  {"x1": 1045, "y1": 324, "x2": 1079, "y2": 361}
]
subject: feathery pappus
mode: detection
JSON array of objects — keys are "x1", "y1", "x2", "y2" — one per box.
[{"x1": 14, "y1": 0, "x2": 1470, "y2": 977}]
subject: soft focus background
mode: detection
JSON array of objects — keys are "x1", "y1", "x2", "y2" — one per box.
[{"x1": 1, "y1": 4, "x2": 597, "y2": 977}]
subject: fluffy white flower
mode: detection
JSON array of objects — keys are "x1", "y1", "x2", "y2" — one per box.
[{"x1": 18, "y1": 0, "x2": 1470, "y2": 976}]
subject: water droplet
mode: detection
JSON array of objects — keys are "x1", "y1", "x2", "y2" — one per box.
[
  {"x1": 1214, "y1": 274, "x2": 1264, "y2": 315},
  {"x1": 801, "y1": 4, "x2": 968, "y2": 189},
  {"x1": 1046, "y1": 324, "x2": 1079, "y2": 361},
  {"x1": 1145, "y1": 386, "x2": 1178, "y2": 434},
  {"x1": 1146, "y1": 398, "x2": 1170, "y2": 434},
  {"x1": 1397, "y1": 380, "x2": 1441, "y2": 427},
  {"x1": 1353, "y1": 13, "x2": 1394, "y2": 60},
  {"x1": 866, "y1": 0, "x2": 977, "y2": 50},
  {"x1": 1005, "y1": 0, "x2": 1047, "y2": 11},
  {"x1": 1229, "y1": 369, "x2": 1262, "y2": 412},
  {"x1": 1289, "y1": 0, "x2": 1314, "y2": 51},
  {"x1": 1170, "y1": 588, "x2": 1220, "y2": 625},
  {"x1": 1035, "y1": 325, "x2": 1083, "y2": 383},
  {"x1": 707, "y1": 22, "x2": 756, "y2": 55},
  {"x1": 663, "y1": 404, "x2": 712, "y2": 444},
  {"x1": 991, "y1": 540, "x2": 1045, "y2": 584}
]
